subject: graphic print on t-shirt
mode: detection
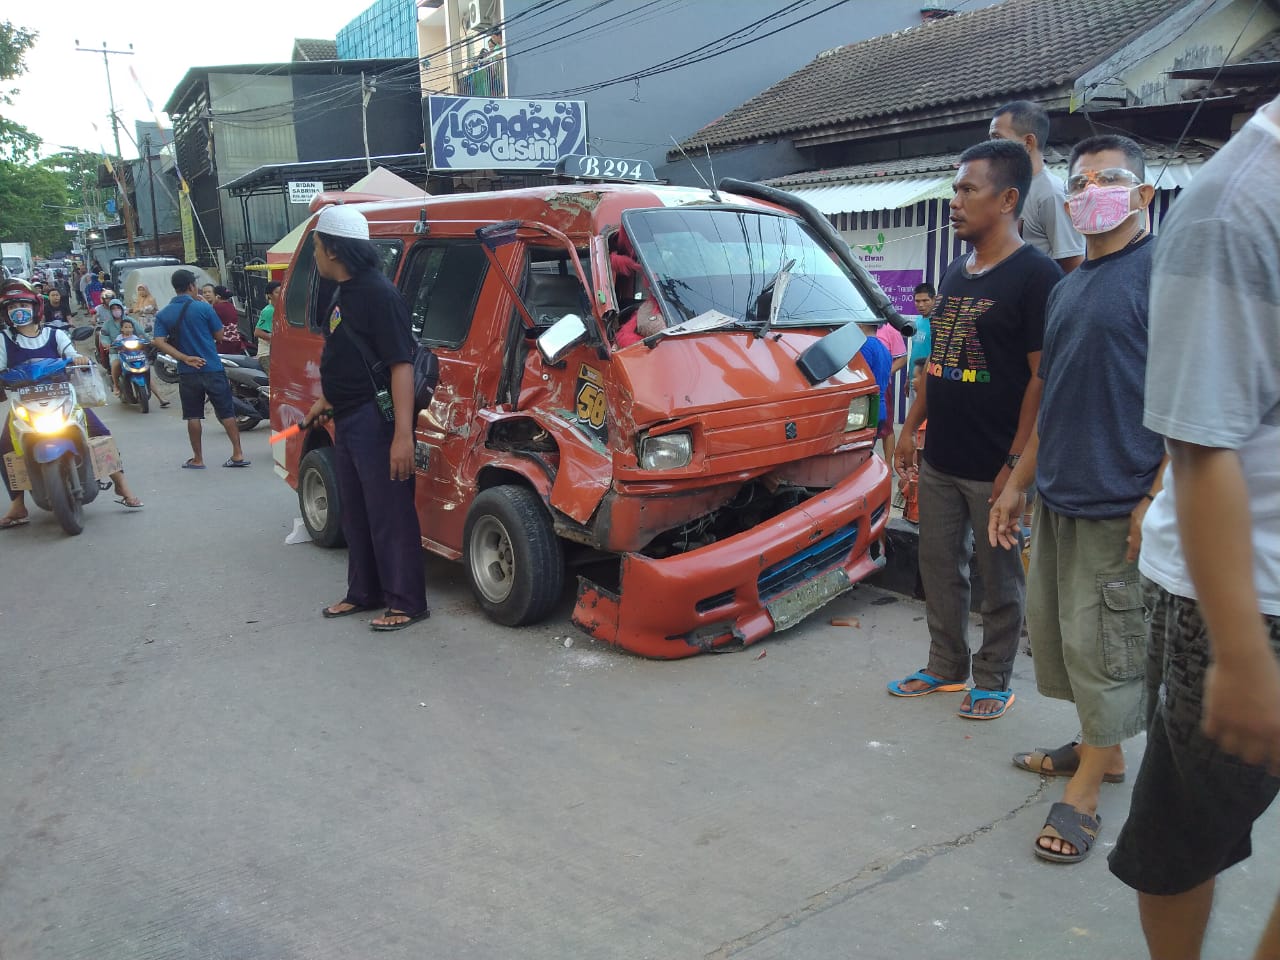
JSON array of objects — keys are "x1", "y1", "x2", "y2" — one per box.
[
  {"x1": 928, "y1": 296, "x2": 992, "y2": 383},
  {"x1": 329, "y1": 305, "x2": 343, "y2": 333}
]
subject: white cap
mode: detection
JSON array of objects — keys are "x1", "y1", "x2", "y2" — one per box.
[{"x1": 315, "y1": 204, "x2": 369, "y2": 240}]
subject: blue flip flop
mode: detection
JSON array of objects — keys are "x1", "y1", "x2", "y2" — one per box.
[
  {"x1": 958, "y1": 689, "x2": 1016, "y2": 720},
  {"x1": 222, "y1": 458, "x2": 251, "y2": 468},
  {"x1": 887, "y1": 670, "x2": 969, "y2": 698},
  {"x1": 181, "y1": 459, "x2": 206, "y2": 470}
]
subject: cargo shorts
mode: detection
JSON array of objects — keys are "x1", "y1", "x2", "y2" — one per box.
[{"x1": 1025, "y1": 506, "x2": 1148, "y2": 746}]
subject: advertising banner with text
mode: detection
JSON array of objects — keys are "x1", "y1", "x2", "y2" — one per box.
[{"x1": 428, "y1": 96, "x2": 587, "y2": 171}]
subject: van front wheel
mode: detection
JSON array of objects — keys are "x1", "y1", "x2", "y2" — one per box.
[{"x1": 464, "y1": 485, "x2": 564, "y2": 627}]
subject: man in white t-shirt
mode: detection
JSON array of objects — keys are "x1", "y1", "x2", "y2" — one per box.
[
  {"x1": 990, "y1": 101, "x2": 1086, "y2": 274},
  {"x1": 1107, "y1": 96, "x2": 1280, "y2": 959}
]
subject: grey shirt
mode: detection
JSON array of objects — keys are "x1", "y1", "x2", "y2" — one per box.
[
  {"x1": 1139, "y1": 110, "x2": 1280, "y2": 614},
  {"x1": 1022, "y1": 168, "x2": 1086, "y2": 262},
  {"x1": 1036, "y1": 235, "x2": 1164, "y2": 518}
]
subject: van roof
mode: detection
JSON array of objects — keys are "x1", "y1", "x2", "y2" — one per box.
[{"x1": 327, "y1": 182, "x2": 782, "y2": 239}]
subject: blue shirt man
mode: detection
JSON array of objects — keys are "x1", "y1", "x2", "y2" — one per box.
[
  {"x1": 153, "y1": 292, "x2": 224, "y2": 374},
  {"x1": 857, "y1": 326, "x2": 893, "y2": 424},
  {"x1": 151, "y1": 268, "x2": 248, "y2": 468}
]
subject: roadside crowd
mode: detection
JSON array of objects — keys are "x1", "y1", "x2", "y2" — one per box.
[
  {"x1": 870, "y1": 97, "x2": 1280, "y2": 960},
  {"x1": 3, "y1": 92, "x2": 1276, "y2": 960}
]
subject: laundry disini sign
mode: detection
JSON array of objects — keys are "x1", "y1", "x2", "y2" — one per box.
[{"x1": 428, "y1": 96, "x2": 588, "y2": 171}]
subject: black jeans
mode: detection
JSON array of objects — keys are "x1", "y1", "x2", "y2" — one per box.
[{"x1": 334, "y1": 400, "x2": 427, "y2": 617}]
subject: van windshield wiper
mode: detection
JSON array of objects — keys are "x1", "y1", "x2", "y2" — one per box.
[{"x1": 749, "y1": 258, "x2": 796, "y2": 332}]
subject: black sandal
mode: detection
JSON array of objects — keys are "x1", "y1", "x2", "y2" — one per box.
[
  {"x1": 322, "y1": 600, "x2": 378, "y2": 619},
  {"x1": 1034, "y1": 802, "x2": 1101, "y2": 864},
  {"x1": 1013, "y1": 741, "x2": 1125, "y2": 783},
  {"x1": 370, "y1": 609, "x2": 431, "y2": 632}
]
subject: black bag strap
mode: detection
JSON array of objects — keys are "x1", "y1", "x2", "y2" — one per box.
[{"x1": 164, "y1": 300, "x2": 193, "y2": 350}]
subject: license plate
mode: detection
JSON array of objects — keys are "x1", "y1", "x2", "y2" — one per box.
[
  {"x1": 18, "y1": 382, "x2": 70, "y2": 402},
  {"x1": 766, "y1": 568, "x2": 851, "y2": 632}
]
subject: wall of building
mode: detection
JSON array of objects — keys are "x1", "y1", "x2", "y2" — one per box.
[
  {"x1": 338, "y1": 0, "x2": 419, "y2": 59},
  {"x1": 292, "y1": 71, "x2": 425, "y2": 163},
  {"x1": 495, "y1": 0, "x2": 929, "y2": 174},
  {"x1": 208, "y1": 73, "x2": 298, "y2": 262}
]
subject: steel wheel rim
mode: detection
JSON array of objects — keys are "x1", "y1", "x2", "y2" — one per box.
[
  {"x1": 302, "y1": 467, "x2": 328, "y2": 531},
  {"x1": 470, "y1": 515, "x2": 515, "y2": 604}
]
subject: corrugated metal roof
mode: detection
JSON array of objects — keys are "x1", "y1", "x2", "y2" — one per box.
[{"x1": 773, "y1": 156, "x2": 1205, "y2": 214}]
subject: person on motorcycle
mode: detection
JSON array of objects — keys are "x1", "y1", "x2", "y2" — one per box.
[
  {"x1": 0, "y1": 279, "x2": 143, "y2": 528},
  {"x1": 112, "y1": 317, "x2": 168, "y2": 409},
  {"x1": 101, "y1": 298, "x2": 129, "y2": 396}
]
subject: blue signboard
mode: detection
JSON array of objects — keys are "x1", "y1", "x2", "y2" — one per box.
[{"x1": 428, "y1": 96, "x2": 588, "y2": 171}]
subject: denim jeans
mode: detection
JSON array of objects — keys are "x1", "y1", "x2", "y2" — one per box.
[{"x1": 917, "y1": 459, "x2": 1025, "y2": 690}]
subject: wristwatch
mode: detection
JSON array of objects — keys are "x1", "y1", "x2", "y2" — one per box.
[{"x1": 1004, "y1": 454, "x2": 1021, "y2": 469}]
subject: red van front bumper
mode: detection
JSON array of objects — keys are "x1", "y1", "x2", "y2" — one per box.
[{"x1": 573, "y1": 454, "x2": 892, "y2": 658}]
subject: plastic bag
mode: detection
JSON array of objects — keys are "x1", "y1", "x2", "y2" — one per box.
[{"x1": 68, "y1": 363, "x2": 109, "y2": 407}]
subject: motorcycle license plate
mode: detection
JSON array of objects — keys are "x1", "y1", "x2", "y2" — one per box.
[{"x1": 17, "y1": 382, "x2": 71, "y2": 402}]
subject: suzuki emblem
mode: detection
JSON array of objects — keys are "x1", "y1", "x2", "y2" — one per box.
[{"x1": 785, "y1": 421, "x2": 798, "y2": 440}]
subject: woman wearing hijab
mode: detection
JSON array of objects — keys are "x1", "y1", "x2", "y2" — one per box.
[{"x1": 131, "y1": 283, "x2": 159, "y2": 325}]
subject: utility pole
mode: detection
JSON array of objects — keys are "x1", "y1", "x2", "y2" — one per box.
[
  {"x1": 76, "y1": 39, "x2": 137, "y2": 256},
  {"x1": 361, "y1": 72, "x2": 377, "y2": 173},
  {"x1": 144, "y1": 134, "x2": 161, "y2": 255}
]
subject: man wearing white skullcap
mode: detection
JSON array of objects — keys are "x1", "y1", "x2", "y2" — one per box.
[{"x1": 306, "y1": 204, "x2": 430, "y2": 632}]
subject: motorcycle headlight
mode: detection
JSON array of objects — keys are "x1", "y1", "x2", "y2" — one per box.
[
  {"x1": 845, "y1": 395, "x2": 873, "y2": 432},
  {"x1": 122, "y1": 338, "x2": 140, "y2": 349},
  {"x1": 639, "y1": 431, "x2": 693, "y2": 471},
  {"x1": 33, "y1": 411, "x2": 68, "y2": 433}
]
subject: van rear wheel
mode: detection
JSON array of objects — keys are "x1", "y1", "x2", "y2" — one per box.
[{"x1": 464, "y1": 485, "x2": 564, "y2": 627}]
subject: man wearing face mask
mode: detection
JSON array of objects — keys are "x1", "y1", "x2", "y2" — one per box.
[{"x1": 988, "y1": 135, "x2": 1167, "y2": 864}]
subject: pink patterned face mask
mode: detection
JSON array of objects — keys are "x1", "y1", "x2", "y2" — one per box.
[{"x1": 1066, "y1": 185, "x2": 1136, "y2": 235}]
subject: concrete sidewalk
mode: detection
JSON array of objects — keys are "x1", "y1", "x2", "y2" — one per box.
[{"x1": 0, "y1": 405, "x2": 1274, "y2": 959}]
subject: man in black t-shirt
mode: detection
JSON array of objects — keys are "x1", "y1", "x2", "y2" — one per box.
[
  {"x1": 888, "y1": 140, "x2": 1063, "y2": 720},
  {"x1": 304, "y1": 204, "x2": 429, "y2": 632}
]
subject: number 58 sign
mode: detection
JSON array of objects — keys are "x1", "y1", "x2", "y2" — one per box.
[{"x1": 574, "y1": 364, "x2": 608, "y2": 443}]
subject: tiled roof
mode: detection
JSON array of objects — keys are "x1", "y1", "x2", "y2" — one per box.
[
  {"x1": 677, "y1": 0, "x2": 1187, "y2": 154},
  {"x1": 766, "y1": 142, "x2": 1216, "y2": 188},
  {"x1": 293, "y1": 38, "x2": 338, "y2": 62}
]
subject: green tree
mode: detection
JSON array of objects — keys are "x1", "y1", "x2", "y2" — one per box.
[
  {"x1": 0, "y1": 160, "x2": 73, "y2": 255},
  {"x1": 0, "y1": 19, "x2": 40, "y2": 162}
]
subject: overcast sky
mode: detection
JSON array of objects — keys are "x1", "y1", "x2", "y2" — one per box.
[{"x1": 7, "y1": 1, "x2": 360, "y2": 158}]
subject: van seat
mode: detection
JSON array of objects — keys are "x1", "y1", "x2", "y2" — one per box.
[{"x1": 525, "y1": 273, "x2": 585, "y2": 328}]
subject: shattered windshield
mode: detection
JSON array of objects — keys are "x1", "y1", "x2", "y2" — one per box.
[{"x1": 622, "y1": 208, "x2": 878, "y2": 328}]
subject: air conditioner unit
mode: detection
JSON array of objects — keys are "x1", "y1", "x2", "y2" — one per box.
[{"x1": 464, "y1": 0, "x2": 493, "y2": 32}]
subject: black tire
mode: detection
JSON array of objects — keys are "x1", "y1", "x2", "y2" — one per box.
[
  {"x1": 298, "y1": 447, "x2": 345, "y2": 548},
  {"x1": 237, "y1": 415, "x2": 261, "y2": 431},
  {"x1": 138, "y1": 382, "x2": 150, "y2": 414},
  {"x1": 463, "y1": 484, "x2": 564, "y2": 627},
  {"x1": 155, "y1": 360, "x2": 178, "y2": 384},
  {"x1": 43, "y1": 458, "x2": 84, "y2": 536}
]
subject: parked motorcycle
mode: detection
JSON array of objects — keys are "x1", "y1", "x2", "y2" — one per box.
[
  {"x1": 222, "y1": 354, "x2": 269, "y2": 431},
  {"x1": 117, "y1": 336, "x2": 152, "y2": 413},
  {"x1": 1, "y1": 350, "x2": 105, "y2": 536},
  {"x1": 152, "y1": 352, "x2": 267, "y2": 429},
  {"x1": 154, "y1": 350, "x2": 178, "y2": 384}
]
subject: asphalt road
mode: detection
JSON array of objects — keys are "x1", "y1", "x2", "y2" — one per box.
[{"x1": 1, "y1": 393, "x2": 1276, "y2": 959}]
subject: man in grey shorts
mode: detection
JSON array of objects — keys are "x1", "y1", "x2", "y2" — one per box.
[
  {"x1": 989, "y1": 134, "x2": 1166, "y2": 863},
  {"x1": 1105, "y1": 96, "x2": 1280, "y2": 958}
]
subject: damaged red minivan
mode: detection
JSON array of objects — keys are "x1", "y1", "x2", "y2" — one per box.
[{"x1": 270, "y1": 164, "x2": 911, "y2": 657}]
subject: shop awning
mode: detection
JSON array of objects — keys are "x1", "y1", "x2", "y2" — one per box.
[{"x1": 771, "y1": 152, "x2": 1207, "y2": 215}]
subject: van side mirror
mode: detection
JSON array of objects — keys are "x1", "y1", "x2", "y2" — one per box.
[{"x1": 537, "y1": 313, "x2": 588, "y2": 365}]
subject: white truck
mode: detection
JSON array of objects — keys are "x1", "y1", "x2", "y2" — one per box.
[{"x1": 2, "y1": 242, "x2": 33, "y2": 280}]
